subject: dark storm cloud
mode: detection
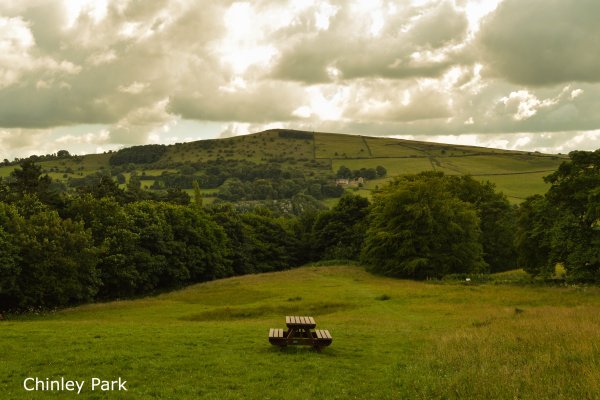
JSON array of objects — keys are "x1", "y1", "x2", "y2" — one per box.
[{"x1": 479, "y1": 0, "x2": 600, "y2": 86}]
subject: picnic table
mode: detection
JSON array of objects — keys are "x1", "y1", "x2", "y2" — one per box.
[{"x1": 268, "y1": 316, "x2": 332, "y2": 351}]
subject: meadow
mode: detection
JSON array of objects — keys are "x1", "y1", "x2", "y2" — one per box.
[{"x1": 2, "y1": 265, "x2": 599, "y2": 399}]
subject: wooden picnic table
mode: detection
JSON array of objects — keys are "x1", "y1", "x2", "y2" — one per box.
[{"x1": 269, "y1": 316, "x2": 332, "y2": 351}]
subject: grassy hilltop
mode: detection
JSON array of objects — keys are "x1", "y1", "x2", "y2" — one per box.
[
  {"x1": 2, "y1": 265, "x2": 599, "y2": 399},
  {"x1": 0, "y1": 130, "x2": 567, "y2": 203}
]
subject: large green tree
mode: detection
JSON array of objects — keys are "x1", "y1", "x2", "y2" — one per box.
[
  {"x1": 361, "y1": 174, "x2": 487, "y2": 279},
  {"x1": 446, "y1": 175, "x2": 517, "y2": 272},
  {"x1": 7, "y1": 160, "x2": 63, "y2": 207},
  {"x1": 312, "y1": 193, "x2": 370, "y2": 260},
  {"x1": 515, "y1": 195, "x2": 556, "y2": 277},
  {"x1": 536, "y1": 150, "x2": 600, "y2": 281},
  {"x1": 0, "y1": 203, "x2": 22, "y2": 310},
  {"x1": 0, "y1": 200, "x2": 99, "y2": 311}
]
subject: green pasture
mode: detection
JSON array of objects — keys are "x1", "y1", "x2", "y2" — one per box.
[
  {"x1": 478, "y1": 172, "x2": 553, "y2": 202},
  {"x1": 329, "y1": 150, "x2": 565, "y2": 202},
  {"x1": 2, "y1": 266, "x2": 600, "y2": 399},
  {"x1": 331, "y1": 157, "x2": 434, "y2": 176},
  {"x1": 436, "y1": 154, "x2": 563, "y2": 175},
  {"x1": 363, "y1": 137, "x2": 428, "y2": 157},
  {"x1": 0, "y1": 166, "x2": 13, "y2": 177},
  {"x1": 315, "y1": 132, "x2": 370, "y2": 159}
]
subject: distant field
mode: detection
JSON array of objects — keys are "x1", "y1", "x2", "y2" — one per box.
[
  {"x1": 478, "y1": 172, "x2": 553, "y2": 201},
  {"x1": 0, "y1": 166, "x2": 11, "y2": 177},
  {"x1": 332, "y1": 157, "x2": 434, "y2": 176},
  {"x1": 0, "y1": 130, "x2": 568, "y2": 203},
  {"x1": 364, "y1": 137, "x2": 429, "y2": 157},
  {"x1": 435, "y1": 154, "x2": 562, "y2": 175},
  {"x1": 2, "y1": 266, "x2": 599, "y2": 399},
  {"x1": 314, "y1": 132, "x2": 370, "y2": 158}
]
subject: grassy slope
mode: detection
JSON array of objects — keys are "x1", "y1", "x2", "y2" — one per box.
[
  {"x1": 2, "y1": 266, "x2": 600, "y2": 399},
  {"x1": 0, "y1": 130, "x2": 567, "y2": 202},
  {"x1": 317, "y1": 133, "x2": 565, "y2": 202}
]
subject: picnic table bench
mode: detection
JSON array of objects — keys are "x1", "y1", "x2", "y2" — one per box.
[{"x1": 269, "y1": 316, "x2": 332, "y2": 351}]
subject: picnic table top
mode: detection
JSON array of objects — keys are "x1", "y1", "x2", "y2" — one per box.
[{"x1": 285, "y1": 316, "x2": 316, "y2": 328}]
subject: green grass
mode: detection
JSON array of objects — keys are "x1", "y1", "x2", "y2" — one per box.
[
  {"x1": 0, "y1": 166, "x2": 13, "y2": 177},
  {"x1": 478, "y1": 172, "x2": 554, "y2": 202},
  {"x1": 332, "y1": 157, "x2": 434, "y2": 176},
  {"x1": 331, "y1": 153, "x2": 561, "y2": 201},
  {"x1": 436, "y1": 154, "x2": 562, "y2": 175},
  {"x1": 0, "y1": 130, "x2": 569, "y2": 202},
  {"x1": 315, "y1": 132, "x2": 370, "y2": 158},
  {"x1": 2, "y1": 266, "x2": 600, "y2": 399},
  {"x1": 364, "y1": 137, "x2": 429, "y2": 157}
]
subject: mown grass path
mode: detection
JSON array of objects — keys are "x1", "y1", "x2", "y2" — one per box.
[{"x1": 2, "y1": 266, "x2": 600, "y2": 399}]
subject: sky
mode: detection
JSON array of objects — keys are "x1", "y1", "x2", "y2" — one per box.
[{"x1": 1, "y1": 0, "x2": 600, "y2": 159}]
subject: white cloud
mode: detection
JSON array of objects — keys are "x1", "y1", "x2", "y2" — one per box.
[
  {"x1": 64, "y1": 0, "x2": 108, "y2": 29},
  {"x1": 55, "y1": 129, "x2": 110, "y2": 145},
  {"x1": 109, "y1": 98, "x2": 178, "y2": 144},
  {"x1": 1, "y1": 0, "x2": 600, "y2": 158},
  {"x1": 118, "y1": 81, "x2": 148, "y2": 94},
  {"x1": 571, "y1": 89, "x2": 584, "y2": 99},
  {"x1": 314, "y1": 2, "x2": 339, "y2": 31},
  {"x1": 86, "y1": 50, "x2": 117, "y2": 66},
  {"x1": 499, "y1": 90, "x2": 558, "y2": 121},
  {"x1": 0, "y1": 16, "x2": 36, "y2": 88}
]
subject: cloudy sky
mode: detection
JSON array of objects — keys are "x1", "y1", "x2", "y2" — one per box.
[{"x1": 1, "y1": 0, "x2": 600, "y2": 159}]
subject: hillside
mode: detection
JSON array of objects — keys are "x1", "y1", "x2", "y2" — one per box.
[
  {"x1": 0, "y1": 130, "x2": 567, "y2": 203},
  {"x1": 2, "y1": 265, "x2": 599, "y2": 399}
]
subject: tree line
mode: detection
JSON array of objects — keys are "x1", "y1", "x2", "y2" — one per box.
[
  {"x1": 0, "y1": 162, "x2": 306, "y2": 312},
  {"x1": 1, "y1": 149, "x2": 599, "y2": 312}
]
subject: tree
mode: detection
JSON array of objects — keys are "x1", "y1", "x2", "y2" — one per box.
[
  {"x1": 7, "y1": 160, "x2": 62, "y2": 207},
  {"x1": 336, "y1": 166, "x2": 352, "y2": 179},
  {"x1": 0, "y1": 178, "x2": 9, "y2": 202},
  {"x1": 515, "y1": 195, "x2": 556, "y2": 277},
  {"x1": 361, "y1": 175, "x2": 487, "y2": 279},
  {"x1": 65, "y1": 195, "x2": 148, "y2": 298},
  {"x1": 446, "y1": 175, "x2": 517, "y2": 272},
  {"x1": 240, "y1": 213, "x2": 300, "y2": 272},
  {"x1": 0, "y1": 203, "x2": 99, "y2": 311},
  {"x1": 0, "y1": 203, "x2": 22, "y2": 311},
  {"x1": 9, "y1": 160, "x2": 51, "y2": 195},
  {"x1": 109, "y1": 144, "x2": 167, "y2": 165},
  {"x1": 312, "y1": 193, "x2": 370, "y2": 260},
  {"x1": 192, "y1": 180, "x2": 203, "y2": 207},
  {"x1": 66, "y1": 197, "x2": 230, "y2": 298},
  {"x1": 209, "y1": 204, "x2": 255, "y2": 275},
  {"x1": 530, "y1": 150, "x2": 600, "y2": 281},
  {"x1": 163, "y1": 188, "x2": 191, "y2": 205},
  {"x1": 163, "y1": 204, "x2": 231, "y2": 280},
  {"x1": 79, "y1": 174, "x2": 125, "y2": 201}
]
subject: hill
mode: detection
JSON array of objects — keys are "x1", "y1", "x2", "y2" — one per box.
[
  {"x1": 2, "y1": 265, "x2": 599, "y2": 399},
  {"x1": 0, "y1": 130, "x2": 567, "y2": 204}
]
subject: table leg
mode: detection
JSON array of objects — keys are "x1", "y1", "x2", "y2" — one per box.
[{"x1": 286, "y1": 327, "x2": 296, "y2": 345}]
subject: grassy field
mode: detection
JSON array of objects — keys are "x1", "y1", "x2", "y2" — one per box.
[
  {"x1": 0, "y1": 130, "x2": 568, "y2": 203},
  {"x1": 2, "y1": 266, "x2": 600, "y2": 399}
]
